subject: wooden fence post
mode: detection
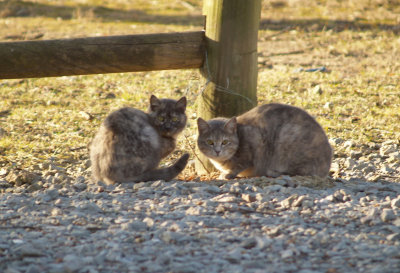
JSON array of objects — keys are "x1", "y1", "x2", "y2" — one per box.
[{"x1": 195, "y1": 0, "x2": 262, "y2": 174}]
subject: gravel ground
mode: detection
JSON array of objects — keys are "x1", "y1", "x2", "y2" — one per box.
[{"x1": 1, "y1": 139, "x2": 400, "y2": 273}]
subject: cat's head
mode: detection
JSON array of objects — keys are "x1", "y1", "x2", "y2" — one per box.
[
  {"x1": 197, "y1": 117, "x2": 239, "y2": 161},
  {"x1": 149, "y1": 95, "x2": 187, "y2": 137}
]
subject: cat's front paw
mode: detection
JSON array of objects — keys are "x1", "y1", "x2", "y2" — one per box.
[{"x1": 225, "y1": 173, "x2": 237, "y2": 180}]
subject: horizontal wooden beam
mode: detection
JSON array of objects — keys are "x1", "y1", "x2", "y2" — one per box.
[{"x1": 0, "y1": 31, "x2": 205, "y2": 79}]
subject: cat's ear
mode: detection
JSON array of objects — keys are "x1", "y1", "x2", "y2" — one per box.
[
  {"x1": 175, "y1": 97, "x2": 187, "y2": 112},
  {"x1": 224, "y1": 117, "x2": 237, "y2": 134},
  {"x1": 150, "y1": 95, "x2": 161, "y2": 111},
  {"x1": 197, "y1": 118, "x2": 210, "y2": 134}
]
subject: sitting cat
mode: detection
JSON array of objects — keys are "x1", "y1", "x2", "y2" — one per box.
[
  {"x1": 197, "y1": 103, "x2": 332, "y2": 179},
  {"x1": 90, "y1": 95, "x2": 189, "y2": 184}
]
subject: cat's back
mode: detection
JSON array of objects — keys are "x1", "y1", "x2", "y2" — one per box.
[
  {"x1": 104, "y1": 107, "x2": 150, "y2": 134},
  {"x1": 238, "y1": 103, "x2": 316, "y2": 125},
  {"x1": 94, "y1": 107, "x2": 160, "y2": 152},
  {"x1": 238, "y1": 103, "x2": 332, "y2": 177}
]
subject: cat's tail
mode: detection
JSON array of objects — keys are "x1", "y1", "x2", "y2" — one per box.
[{"x1": 131, "y1": 153, "x2": 189, "y2": 183}]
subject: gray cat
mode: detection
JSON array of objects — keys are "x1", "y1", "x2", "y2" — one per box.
[
  {"x1": 90, "y1": 95, "x2": 189, "y2": 184},
  {"x1": 197, "y1": 103, "x2": 332, "y2": 179}
]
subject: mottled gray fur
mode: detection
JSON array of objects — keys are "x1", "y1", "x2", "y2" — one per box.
[
  {"x1": 90, "y1": 95, "x2": 188, "y2": 184},
  {"x1": 197, "y1": 103, "x2": 332, "y2": 179}
]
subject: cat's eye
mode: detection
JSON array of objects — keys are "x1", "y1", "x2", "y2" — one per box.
[
  {"x1": 157, "y1": 116, "x2": 164, "y2": 121},
  {"x1": 172, "y1": 116, "x2": 179, "y2": 122},
  {"x1": 222, "y1": 140, "x2": 229, "y2": 145},
  {"x1": 206, "y1": 139, "x2": 214, "y2": 145}
]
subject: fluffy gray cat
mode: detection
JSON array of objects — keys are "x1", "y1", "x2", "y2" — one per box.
[
  {"x1": 90, "y1": 95, "x2": 189, "y2": 184},
  {"x1": 197, "y1": 103, "x2": 332, "y2": 179}
]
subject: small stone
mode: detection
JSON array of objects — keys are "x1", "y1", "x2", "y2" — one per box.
[
  {"x1": 49, "y1": 164, "x2": 66, "y2": 172},
  {"x1": 387, "y1": 233, "x2": 400, "y2": 241},
  {"x1": 186, "y1": 206, "x2": 206, "y2": 215},
  {"x1": 78, "y1": 202, "x2": 102, "y2": 213},
  {"x1": 326, "y1": 190, "x2": 350, "y2": 203},
  {"x1": 360, "y1": 215, "x2": 374, "y2": 225},
  {"x1": 225, "y1": 249, "x2": 241, "y2": 264},
  {"x1": 6, "y1": 170, "x2": 38, "y2": 186},
  {"x1": 159, "y1": 231, "x2": 178, "y2": 243},
  {"x1": 367, "y1": 208, "x2": 380, "y2": 217},
  {"x1": 143, "y1": 217, "x2": 155, "y2": 227},
  {"x1": 350, "y1": 150, "x2": 363, "y2": 159},
  {"x1": 293, "y1": 195, "x2": 307, "y2": 207},
  {"x1": 14, "y1": 244, "x2": 44, "y2": 257},
  {"x1": 265, "y1": 227, "x2": 281, "y2": 237},
  {"x1": 79, "y1": 111, "x2": 93, "y2": 120},
  {"x1": 241, "y1": 237, "x2": 257, "y2": 249},
  {"x1": 344, "y1": 158, "x2": 356, "y2": 170},
  {"x1": 26, "y1": 265, "x2": 41, "y2": 273},
  {"x1": 0, "y1": 168, "x2": 8, "y2": 176},
  {"x1": 43, "y1": 189, "x2": 59, "y2": 201},
  {"x1": 381, "y1": 164, "x2": 395, "y2": 174},
  {"x1": 329, "y1": 138, "x2": 344, "y2": 145},
  {"x1": 212, "y1": 193, "x2": 238, "y2": 203},
  {"x1": 104, "y1": 92, "x2": 116, "y2": 99},
  {"x1": 63, "y1": 254, "x2": 84, "y2": 271},
  {"x1": 4, "y1": 267, "x2": 20, "y2": 273},
  {"x1": 330, "y1": 162, "x2": 340, "y2": 173},
  {"x1": 122, "y1": 220, "x2": 147, "y2": 231},
  {"x1": 380, "y1": 144, "x2": 398, "y2": 157},
  {"x1": 281, "y1": 195, "x2": 298, "y2": 208},
  {"x1": 255, "y1": 193, "x2": 267, "y2": 202},
  {"x1": 274, "y1": 179, "x2": 288, "y2": 187},
  {"x1": 343, "y1": 140, "x2": 354, "y2": 148},
  {"x1": 228, "y1": 183, "x2": 243, "y2": 194},
  {"x1": 44, "y1": 175, "x2": 54, "y2": 184},
  {"x1": 0, "y1": 180, "x2": 12, "y2": 189},
  {"x1": 51, "y1": 207, "x2": 62, "y2": 216},
  {"x1": 393, "y1": 218, "x2": 400, "y2": 227},
  {"x1": 302, "y1": 199, "x2": 314, "y2": 209},
  {"x1": 241, "y1": 193, "x2": 256, "y2": 203},
  {"x1": 388, "y1": 152, "x2": 400, "y2": 163},
  {"x1": 381, "y1": 209, "x2": 396, "y2": 222},
  {"x1": 73, "y1": 182, "x2": 87, "y2": 192},
  {"x1": 323, "y1": 102, "x2": 333, "y2": 110},
  {"x1": 281, "y1": 249, "x2": 294, "y2": 259},
  {"x1": 204, "y1": 185, "x2": 221, "y2": 194},
  {"x1": 311, "y1": 84, "x2": 323, "y2": 95},
  {"x1": 391, "y1": 197, "x2": 400, "y2": 209},
  {"x1": 26, "y1": 182, "x2": 42, "y2": 192},
  {"x1": 265, "y1": 184, "x2": 283, "y2": 193},
  {"x1": 46, "y1": 100, "x2": 57, "y2": 106},
  {"x1": 133, "y1": 182, "x2": 147, "y2": 191}
]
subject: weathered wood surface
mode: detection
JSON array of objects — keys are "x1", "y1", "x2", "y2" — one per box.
[
  {"x1": 195, "y1": 0, "x2": 262, "y2": 174},
  {"x1": 198, "y1": 0, "x2": 261, "y2": 119},
  {"x1": 0, "y1": 31, "x2": 205, "y2": 79}
]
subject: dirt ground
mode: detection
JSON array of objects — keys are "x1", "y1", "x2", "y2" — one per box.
[{"x1": 0, "y1": 0, "x2": 399, "y2": 184}]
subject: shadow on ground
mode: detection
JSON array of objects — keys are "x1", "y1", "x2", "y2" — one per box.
[{"x1": 1, "y1": 1, "x2": 399, "y2": 34}]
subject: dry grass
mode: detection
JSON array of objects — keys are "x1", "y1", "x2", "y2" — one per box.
[{"x1": 0, "y1": 0, "x2": 399, "y2": 180}]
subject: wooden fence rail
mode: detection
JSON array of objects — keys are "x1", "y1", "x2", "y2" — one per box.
[{"x1": 0, "y1": 31, "x2": 205, "y2": 79}]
